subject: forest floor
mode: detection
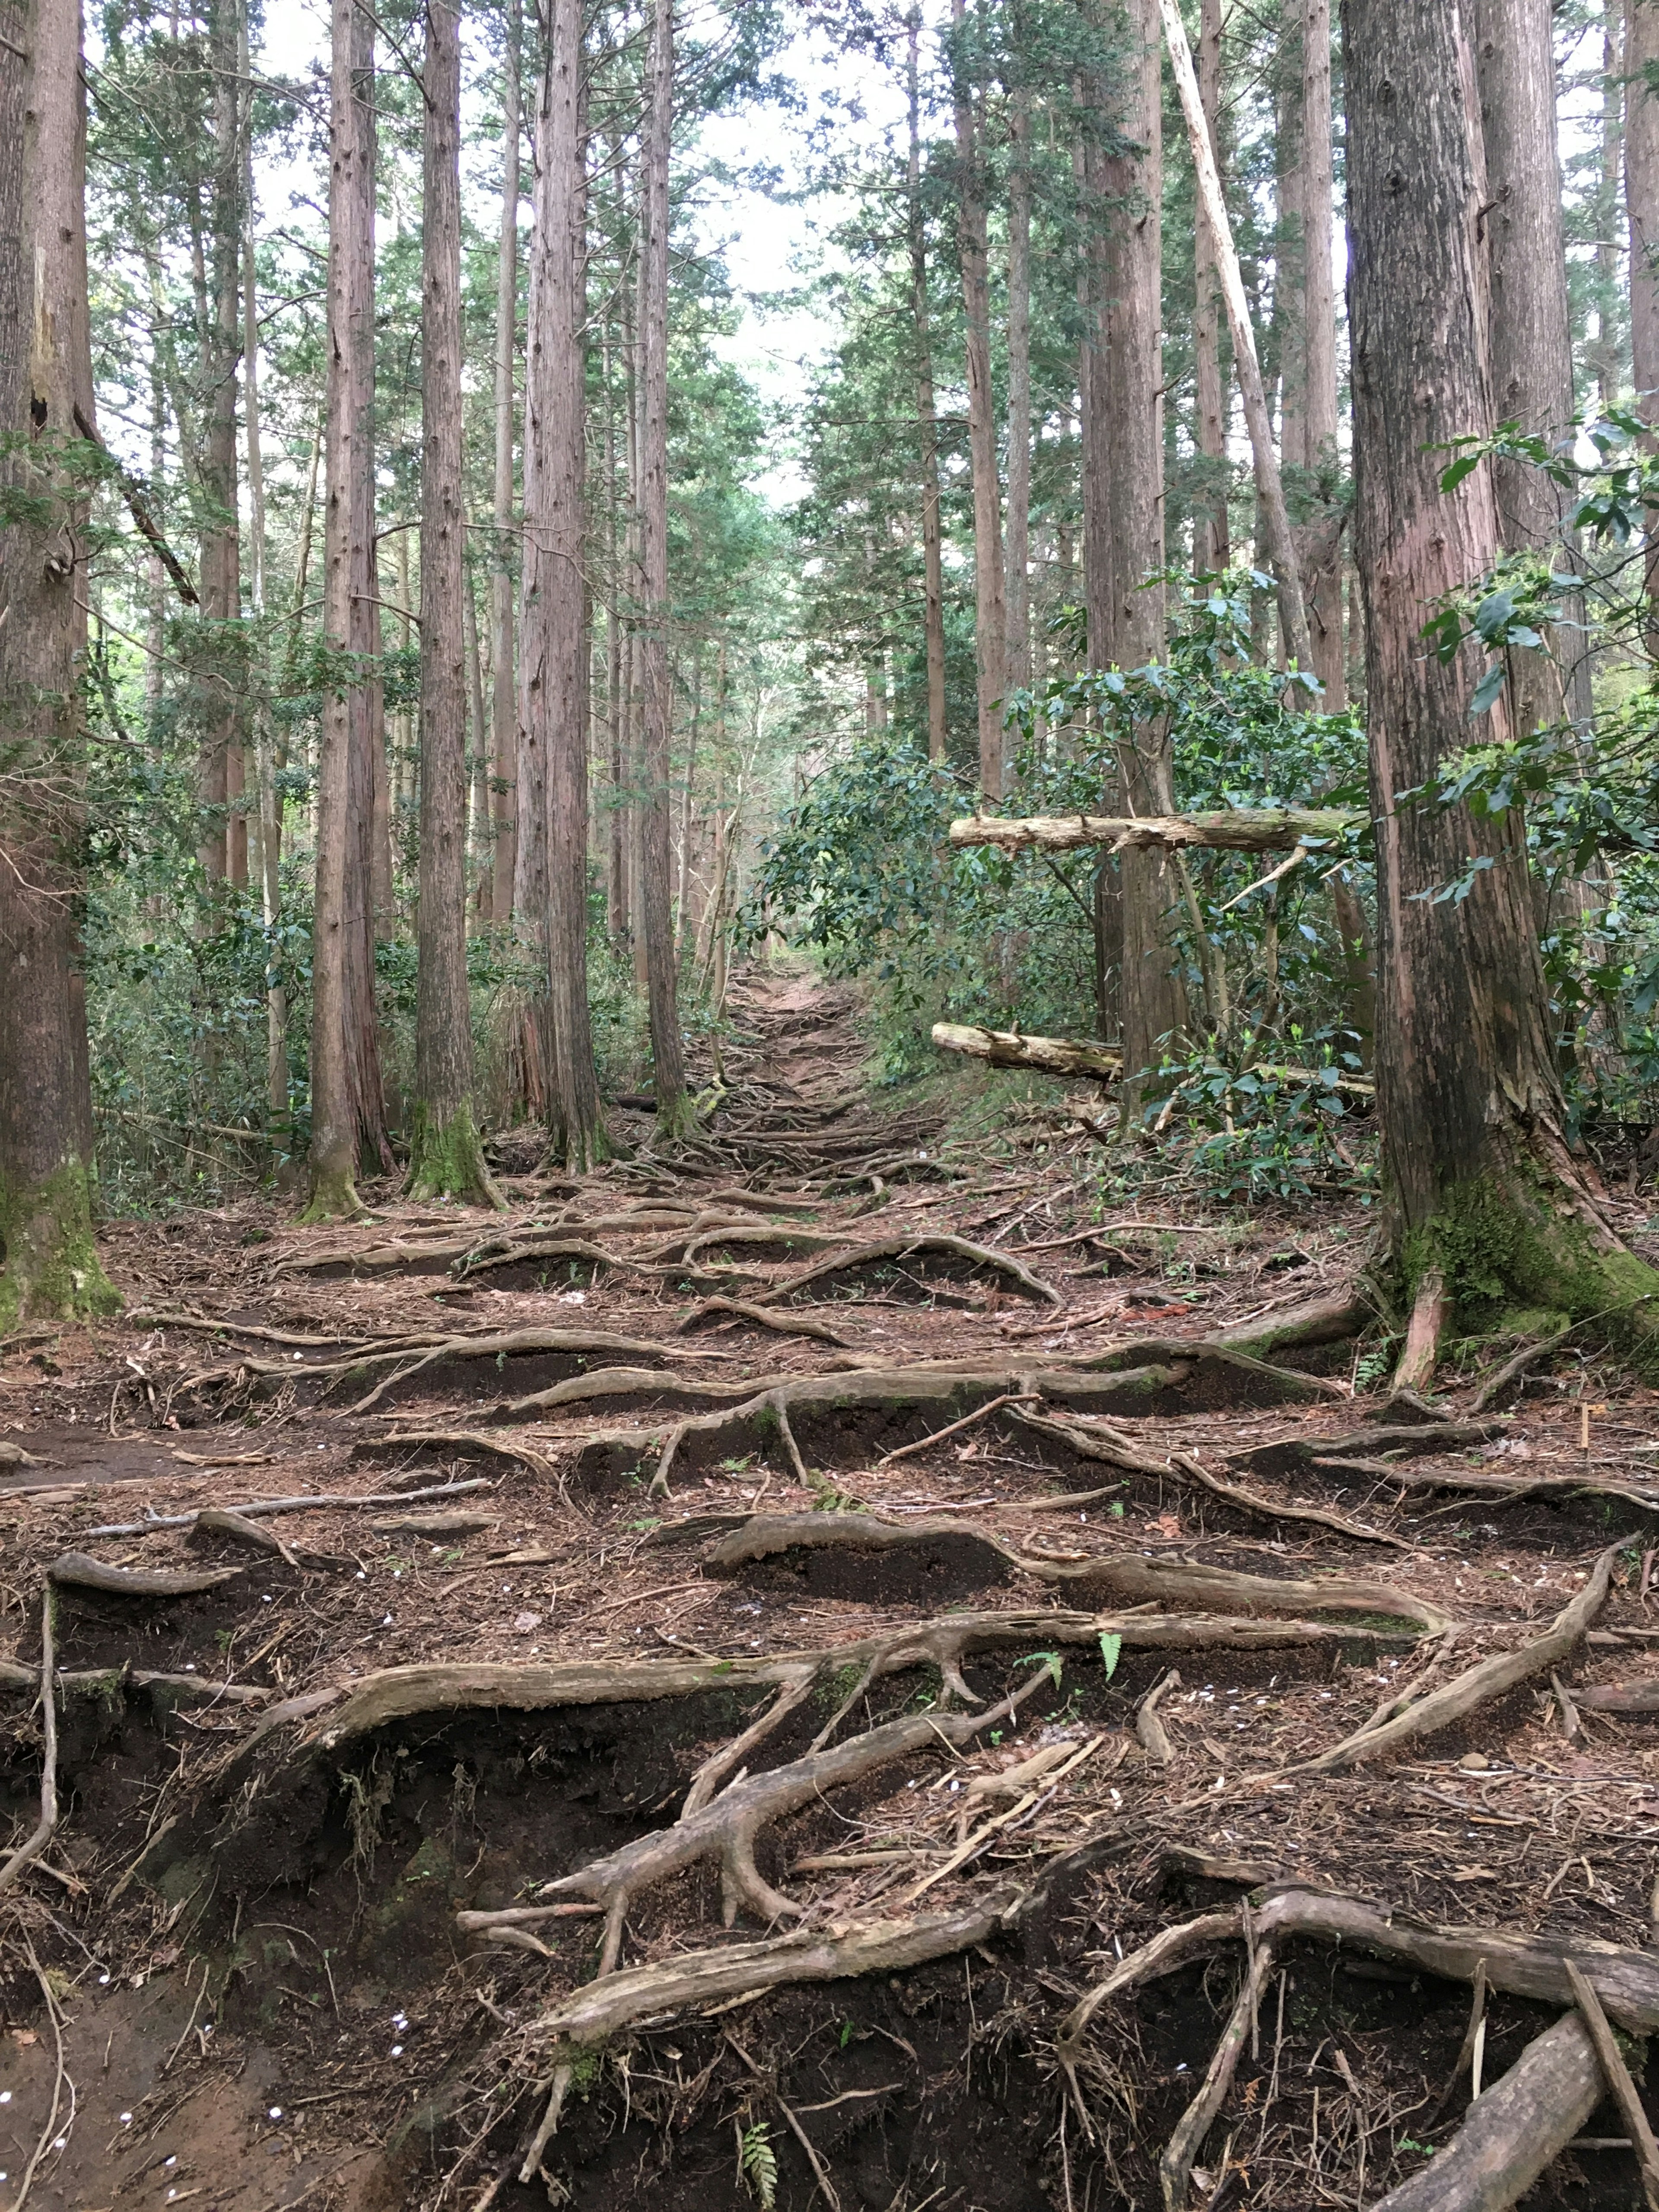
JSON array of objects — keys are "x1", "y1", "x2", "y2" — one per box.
[{"x1": 5, "y1": 965, "x2": 1659, "y2": 2212}]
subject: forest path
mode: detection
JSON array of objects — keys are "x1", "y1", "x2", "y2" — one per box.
[{"x1": 4, "y1": 976, "x2": 1659, "y2": 2210}]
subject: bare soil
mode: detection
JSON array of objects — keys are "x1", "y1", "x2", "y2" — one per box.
[{"x1": 4, "y1": 968, "x2": 1659, "y2": 2212}]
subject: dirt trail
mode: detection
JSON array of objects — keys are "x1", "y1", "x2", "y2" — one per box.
[{"x1": 4, "y1": 966, "x2": 1659, "y2": 2211}]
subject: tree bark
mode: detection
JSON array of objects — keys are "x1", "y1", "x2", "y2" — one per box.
[
  {"x1": 1473, "y1": 0, "x2": 1586, "y2": 736},
  {"x1": 407, "y1": 0, "x2": 498, "y2": 1206},
  {"x1": 908, "y1": 12, "x2": 948, "y2": 764},
  {"x1": 305, "y1": 0, "x2": 387, "y2": 1219},
  {"x1": 1005, "y1": 64, "x2": 1032, "y2": 696},
  {"x1": 950, "y1": 806, "x2": 1359, "y2": 853},
  {"x1": 523, "y1": 0, "x2": 609, "y2": 1170},
  {"x1": 1192, "y1": 0, "x2": 1230, "y2": 577},
  {"x1": 950, "y1": 0, "x2": 1007, "y2": 798},
  {"x1": 0, "y1": 0, "x2": 121, "y2": 1324},
  {"x1": 1297, "y1": 0, "x2": 1343, "y2": 702},
  {"x1": 1627, "y1": 0, "x2": 1659, "y2": 647},
  {"x1": 637, "y1": 0, "x2": 688, "y2": 1131},
  {"x1": 488, "y1": 0, "x2": 521, "y2": 927},
  {"x1": 1344, "y1": 0, "x2": 1653, "y2": 1326},
  {"x1": 195, "y1": 0, "x2": 245, "y2": 890},
  {"x1": 1108, "y1": 0, "x2": 1185, "y2": 1093}
]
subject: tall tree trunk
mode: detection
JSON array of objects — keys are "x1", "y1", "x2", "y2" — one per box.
[
  {"x1": 240, "y1": 24, "x2": 287, "y2": 1122},
  {"x1": 1298, "y1": 0, "x2": 1344, "y2": 702},
  {"x1": 488, "y1": 0, "x2": 521, "y2": 927},
  {"x1": 1077, "y1": 60, "x2": 1121, "y2": 1034},
  {"x1": 408, "y1": 0, "x2": 498, "y2": 1205},
  {"x1": 1473, "y1": 0, "x2": 1586, "y2": 736},
  {"x1": 1192, "y1": 0, "x2": 1230, "y2": 577},
  {"x1": 950, "y1": 0, "x2": 1007, "y2": 798},
  {"x1": 1005, "y1": 67, "x2": 1032, "y2": 697},
  {"x1": 197, "y1": 0, "x2": 243, "y2": 889},
  {"x1": 1627, "y1": 0, "x2": 1659, "y2": 647},
  {"x1": 908, "y1": 10, "x2": 948, "y2": 765},
  {"x1": 603, "y1": 331, "x2": 627, "y2": 942},
  {"x1": 636, "y1": 0, "x2": 689, "y2": 1131},
  {"x1": 0, "y1": 0, "x2": 120, "y2": 1323},
  {"x1": 1344, "y1": 0, "x2": 1646, "y2": 1361},
  {"x1": 1112, "y1": 0, "x2": 1184, "y2": 1092},
  {"x1": 524, "y1": 0, "x2": 608, "y2": 1169},
  {"x1": 1595, "y1": 7, "x2": 1626, "y2": 415},
  {"x1": 305, "y1": 0, "x2": 388, "y2": 1218}
]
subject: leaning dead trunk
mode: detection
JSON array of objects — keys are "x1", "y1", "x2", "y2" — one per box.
[
  {"x1": 636, "y1": 0, "x2": 689, "y2": 1133},
  {"x1": 0, "y1": 0, "x2": 121, "y2": 1325},
  {"x1": 407, "y1": 0, "x2": 498, "y2": 1206},
  {"x1": 1345, "y1": 0, "x2": 1659, "y2": 1370}
]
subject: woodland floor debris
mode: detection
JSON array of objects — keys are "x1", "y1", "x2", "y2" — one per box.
[{"x1": 5, "y1": 973, "x2": 1659, "y2": 2210}]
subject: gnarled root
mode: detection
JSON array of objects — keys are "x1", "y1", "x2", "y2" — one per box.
[
  {"x1": 770, "y1": 1232, "x2": 1062, "y2": 1306},
  {"x1": 1367, "y1": 2012, "x2": 1603, "y2": 2212},
  {"x1": 458, "y1": 1668, "x2": 1052, "y2": 1972},
  {"x1": 1158, "y1": 1936, "x2": 1278, "y2": 2212}
]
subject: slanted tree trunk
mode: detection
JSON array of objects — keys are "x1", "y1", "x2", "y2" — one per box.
[
  {"x1": 950, "y1": 0, "x2": 1007, "y2": 799},
  {"x1": 407, "y1": 0, "x2": 499, "y2": 1206},
  {"x1": 1473, "y1": 0, "x2": 1589, "y2": 737},
  {"x1": 908, "y1": 11, "x2": 948, "y2": 764},
  {"x1": 637, "y1": 0, "x2": 689, "y2": 1133},
  {"x1": 305, "y1": 0, "x2": 387, "y2": 1220},
  {"x1": 0, "y1": 0, "x2": 121, "y2": 1325},
  {"x1": 487, "y1": 0, "x2": 521, "y2": 927},
  {"x1": 1112, "y1": 0, "x2": 1184, "y2": 1093},
  {"x1": 1345, "y1": 0, "x2": 1658, "y2": 1371},
  {"x1": 1627, "y1": 0, "x2": 1659, "y2": 644},
  {"x1": 1192, "y1": 0, "x2": 1230, "y2": 577},
  {"x1": 523, "y1": 0, "x2": 609, "y2": 1171}
]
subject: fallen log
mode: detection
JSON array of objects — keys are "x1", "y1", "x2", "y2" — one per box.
[
  {"x1": 931, "y1": 1025, "x2": 1122, "y2": 1081},
  {"x1": 1366, "y1": 2012, "x2": 1603, "y2": 2212},
  {"x1": 948, "y1": 806, "x2": 1361, "y2": 855},
  {"x1": 48, "y1": 1552, "x2": 247, "y2": 1598}
]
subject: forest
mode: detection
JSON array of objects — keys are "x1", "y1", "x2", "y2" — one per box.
[{"x1": 10, "y1": 0, "x2": 1659, "y2": 2207}]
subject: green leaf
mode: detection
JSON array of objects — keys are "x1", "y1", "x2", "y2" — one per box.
[
  {"x1": 1020, "y1": 1649, "x2": 1063, "y2": 1688},
  {"x1": 1469, "y1": 660, "x2": 1506, "y2": 716},
  {"x1": 1099, "y1": 1632, "x2": 1122, "y2": 1679}
]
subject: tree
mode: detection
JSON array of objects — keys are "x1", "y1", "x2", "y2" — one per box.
[
  {"x1": 1473, "y1": 0, "x2": 1586, "y2": 736},
  {"x1": 522, "y1": 0, "x2": 610, "y2": 1170},
  {"x1": 0, "y1": 0, "x2": 121, "y2": 1323},
  {"x1": 305, "y1": 0, "x2": 388, "y2": 1220},
  {"x1": 1627, "y1": 0, "x2": 1659, "y2": 633},
  {"x1": 908, "y1": 10, "x2": 948, "y2": 762},
  {"x1": 487, "y1": 0, "x2": 521, "y2": 926},
  {"x1": 1344, "y1": 0, "x2": 1655, "y2": 1378},
  {"x1": 1191, "y1": 0, "x2": 1230, "y2": 579},
  {"x1": 407, "y1": 0, "x2": 500, "y2": 1205},
  {"x1": 950, "y1": 0, "x2": 1008, "y2": 798},
  {"x1": 637, "y1": 0, "x2": 690, "y2": 1132}
]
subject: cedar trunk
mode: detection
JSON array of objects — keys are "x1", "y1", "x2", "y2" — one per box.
[
  {"x1": 1005, "y1": 73, "x2": 1033, "y2": 693},
  {"x1": 1628, "y1": 0, "x2": 1659, "y2": 645},
  {"x1": 637, "y1": 0, "x2": 688, "y2": 1130},
  {"x1": 488, "y1": 1, "x2": 521, "y2": 926},
  {"x1": 1107, "y1": 0, "x2": 1183, "y2": 1092},
  {"x1": 1473, "y1": 0, "x2": 1590, "y2": 735},
  {"x1": 1344, "y1": 0, "x2": 1655, "y2": 1351},
  {"x1": 305, "y1": 0, "x2": 387, "y2": 1218},
  {"x1": 908, "y1": 14, "x2": 949, "y2": 764},
  {"x1": 0, "y1": 0, "x2": 120, "y2": 1324},
  {"x1": 523, "y1": 0, "x2": 608, "y2": 1170},
  {"x1": 1297, "y1": 0, "x2": 1343, "y2": 702},
  {"x1": 407, "y1": 0, "x2": 498, "y2": 1206},
  {"x1": 196, "y1": 0, "x2": 245, "y2": 889},
  {"x1": 1192, "y1": 0, "x2": 1230, "y2": 577},
  {"x1": 951, "y1": 0, "x2": 1007, "y2": 799}
]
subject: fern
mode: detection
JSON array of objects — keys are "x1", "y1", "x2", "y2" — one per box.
[{"x1": 741, "y1": 2121, "x2": 778, "y2": 2209}]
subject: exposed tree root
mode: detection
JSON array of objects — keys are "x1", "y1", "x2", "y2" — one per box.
[
  {"x1": 75, "y1": 1476, "x2": 491, "y2": 1542},
  {"x1": 48, "y1": 1551, "x2": 247, "y2": 1598},
  {"x1": 1299, "y1": 1544, "x2": 1615, "y2": 1770},
  {"x1": 1057, "y1": 1881, "x2": 1659, "y2": 2059},
  {"x1": 458, "y1": 1669, "x2": 1052, "y2": 1970},
  {"x1": 1395, "y1": 1267, "x2": 1449, "y2": 1394},
  {"x1": 1157, "y1": 1935, "x2": 1278, "y2": 2212},
  {"x1": 677, "y1": 1298, "x2": 855, "y2": 1348},
  {"x1": 452, "y1": 1236, "x2": 632, "y2": 1284},
  {"x1": 1136, "y1": 1669, "x2": 1179, "y2": 1765},
  {"x1": 1230, "y1": 1412, "x2": 1505, "y2": 1481},
  {"x1": 1574, "y1": 1675, "x2": 1659, "y2": 1711},
  {"x1": 1329, "y1": 1459, "x2": 1659, "y2": 1516},
  {"x1": 1367, "y1": 2012, "x2": 1602, "y2": 2212},
  {"x1": 0, "y1": 1599, "x2": 57, "y2": 1897},
  {"x1": 362, "y1": 1429, "x2": 566, "y2": 1486},
  {"x1": 327, "y1": 1326, "x2": 686, "y2": 1415},
  {"x1": 1014, "y1": 1407, "x2": 1408, "y2": 1548},
  {"x1": 703, "y1": 1511, "x2": 1012, "y2": 1590},
  {"x1": 187, "y1": 1507, "x2": 343, "y2": 1571}
]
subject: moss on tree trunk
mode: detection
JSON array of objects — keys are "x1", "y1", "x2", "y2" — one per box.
[
  {"x1": 404, "y1": 1101, "x2": 502, "y2": 1208},
  {"x1": 0, "y1": 1161, "x2": 121, "y2": 1330}
]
